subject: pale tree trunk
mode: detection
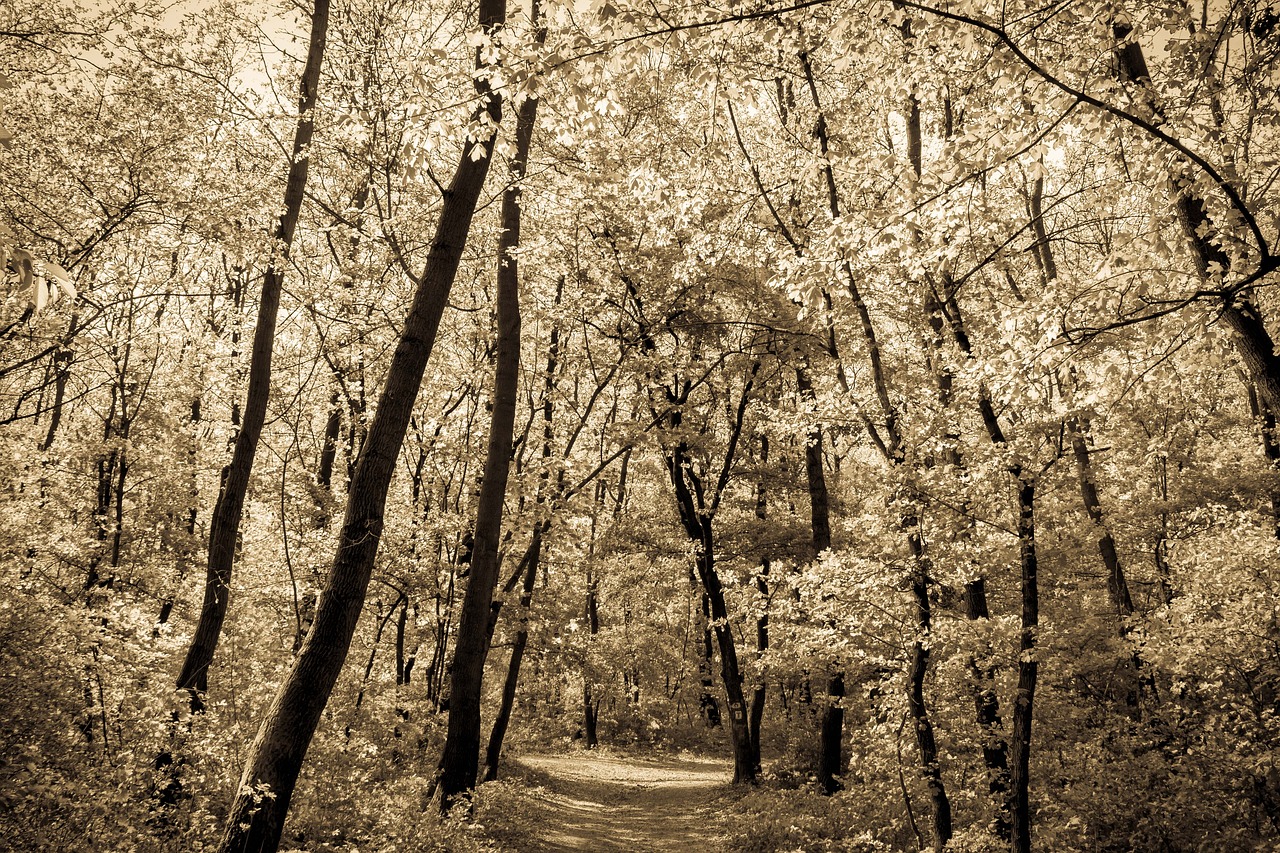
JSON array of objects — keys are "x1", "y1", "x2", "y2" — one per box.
[
  {"x1": 214, "y1": 0, "x2": 505, "y2": 843},
  {"x1": 178, "y1": 0, "x2": 330, "y2": 710}
]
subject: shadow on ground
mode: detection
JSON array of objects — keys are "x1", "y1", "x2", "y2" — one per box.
[{"x1": 502, "y1": 753, "x2": 732, "y2": 852}]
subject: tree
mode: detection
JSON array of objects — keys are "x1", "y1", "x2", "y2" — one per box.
[{"x1": 215, "y1": 0, "x2": 508, "y2": 843}]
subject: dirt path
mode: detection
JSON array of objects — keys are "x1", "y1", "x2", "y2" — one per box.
[{"x1": 506, "y1": 753, "x2": 732, "y2": 852}]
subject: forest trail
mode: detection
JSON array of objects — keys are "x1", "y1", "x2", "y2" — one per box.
[{"x1": 508, "y1": 753, "x2": 731, "y2": 851}]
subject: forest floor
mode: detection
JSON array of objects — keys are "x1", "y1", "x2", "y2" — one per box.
[{"x1": 502, "y1": 752, "x2": 732, "y2": 851}]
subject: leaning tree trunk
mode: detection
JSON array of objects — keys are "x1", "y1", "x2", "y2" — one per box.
[
  {"x1": 177, "y1": 0, "x2": 330, "y2": 709},
  {"x1": 215, "y1": 0, "x2": 505, "y2": 845},
  {"x1": 434, "y1": 32, "x2": 530, "y2": 805}
]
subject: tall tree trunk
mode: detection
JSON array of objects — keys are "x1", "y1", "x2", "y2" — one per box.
[
  {"x1": 483, "y1": 261, "x2": 560, "y2": 781},
  {"x1": 748, "y1": 433, "x2": 770, "y2": 774},
  {"x1": 482, "y1": 524, "x2": 541, "y2": 782},
  {"x1": 667, "y1": 434, "x2": 757, "y2": 783},
  {"x1": 799, "y1": 51, "x2": 951, "y2": 834},
  {"x1": 1009, "y1": 476, "x2": 1039, "y2": 853},
  {"x1": 797, "y1": 368, "x2": 843, "y2": 794},
  {"x1": 214, "y1": 0, "x2": 504, "y2": 844},
  {"x1": 177, "y1": 0, "x2": 330, "y2": 710},
  {"x1": 435, "y1": 26, "x2": 531, "y2": 805}
]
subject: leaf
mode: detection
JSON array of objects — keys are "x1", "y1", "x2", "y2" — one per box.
[
  {"x1": 46, "y1": 261, "x2": 76, "y2": 301},
  {"x1": 32, "y1": 276, "x2": 47, "y2": 311},
  {"x1": 44, "y1": 261, "x2": 70, "y2": 283}
]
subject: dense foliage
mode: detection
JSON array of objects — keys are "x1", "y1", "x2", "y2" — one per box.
[{"x1": 3, "y1": 0, "x2": 1280, "y2": 849}]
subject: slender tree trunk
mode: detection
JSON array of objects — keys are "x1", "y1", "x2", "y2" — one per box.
[
  {"x1": 904, "y1": 518, "x2": 952, "y2": 850},
  {"x1": 39, "y1": 311, "x2": 78, "y2": 452},
  {"x1": 667, "y1": 437, "x2": 756, "y2": 783},
  {"x1": 482, "y1": 524, "x2": 541, "y2": 782},
  {"x1": 435, "y1": 27, "x2": 530, "y2": 805},
  {"x1": 177, "y1": 0, "x2": 330, "y2": 709},
  {"x1": 797, "y1": 368, "x2": 843, "y2": 794},
  {"x1": 583, "y1": 561, "x2": 601, "y2": 748},
  {"x1": 1010, "y1": 476, "x2": 1039, "y2": 853},
  {"x1": 214, "y1": 0, "x2": 504, "y2": 844},
  {"x1": 748, "y1": 433, "x2": 770, "y2": 773}
]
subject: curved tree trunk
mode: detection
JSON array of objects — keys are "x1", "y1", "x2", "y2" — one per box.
[
  {"x1": 177, "y1": 0, "x2": 330, "y2": 709},
  {"x1": 214, "y1": 0, "x2": 505, "y2": 844}
]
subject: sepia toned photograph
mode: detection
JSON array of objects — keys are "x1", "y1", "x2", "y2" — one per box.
[{"x1": 2, "y1": 0, "x2": 1278, "y2": 849}]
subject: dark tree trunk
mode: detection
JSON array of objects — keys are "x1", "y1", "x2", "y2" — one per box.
[
  {"x1": 747, "y1": 434, "x2": 770, "y2": 773},
  {"x1": 798, "y1": 368, "x2": 843, "y2": 795},
  {"x1": 435, "y1": 33, "x2": 532, "y2": 806},
  {"x1": 1010, "y1": 477, "x2": 1039, "y2": 853},
  {"x1": 667, "y1": 436, "x2": 756, "y2": 784},
  {"x1": 39, "y1": 312, "x2": 78, "y2": 452},
  {"x1": 214, "y1": 0, "x2": 504, "y2": 843},
  {"x1": 1245, "y1": 385, "x2": 1280, "y2": 538},
  {"x1": 1115, "y1": 25, "x2": 1280, "y2": 444},
  {"x1": 905, "y1": 519, "x2": 952, "y2": 851},
  {"x1": 583, "y1": 562, "x2": 601, "y2": 749},
  {"x1": 696, "y1": 590, "x2": 721, "y2": 728},
  {"x1": 962, "y1": 577, "x2": 1010, "y2": 838},
  {"x1": 800, "y1": 49, "x2": 951, "y2": 830},
  {"x1": 178, "y1": 0, "x2": 330, "y2": 710},
  {"x1": 482, "y1": 524, "x2": 541, "y2": 782}
]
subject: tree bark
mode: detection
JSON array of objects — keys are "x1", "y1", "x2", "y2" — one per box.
[
  {"x1": 748, "y1": 433, "x2": 770, "y2": 774},
  {"x1": 1010, "y1": 476, "x2": 1039, "y2": 853},
  {"x1": 482, "y1": 522, "x2": 540, "y2": 782},
  {"x1": 435, "y1": 27, "x2": 531, "y2": 805},
  {"x1": 797, "y1": 368, "x2": 843, "y2": 794},
  {"x1": 177, "y1": 0, "x2": 330, "y2": 709},
  {"x1": 214, "y1": 0, "x2": 504, "y2": 843},
  {"x1": 582, "y1": 560, "x2": 601, "y2": 749}
]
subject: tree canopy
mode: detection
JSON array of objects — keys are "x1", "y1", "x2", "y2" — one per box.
[{"x1": 4, "y1": 0, "x2": 1280, "y2": 850}]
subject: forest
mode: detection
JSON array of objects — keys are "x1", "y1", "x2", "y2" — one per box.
[{"x1": 3, "y1": 0, "x2": 1280, "y2": 849}]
